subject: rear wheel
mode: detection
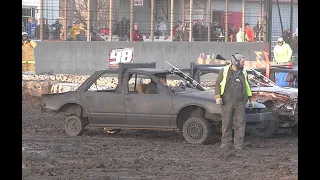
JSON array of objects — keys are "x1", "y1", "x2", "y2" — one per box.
[
  {"x1": 64, "y1": 115, "x2": 85, "y2": 136},
  {"x1": 182, "y1": 117, "x2": 213, "y2": 144}
]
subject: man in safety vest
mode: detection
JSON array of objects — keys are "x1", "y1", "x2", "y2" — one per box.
[
  {"x1": 22, "y1": 32, "x2": 37, "y2": 73},
  {"x1": 273, "y1": 37, "x2": 292, "y2": 64},
  {"x1": 214, "y1": 53, "x2": 254, "y2": 151}
]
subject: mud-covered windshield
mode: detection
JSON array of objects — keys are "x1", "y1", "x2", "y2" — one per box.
[{"x1": 169, "y1": 70, "x2": 205, "y2": 91}]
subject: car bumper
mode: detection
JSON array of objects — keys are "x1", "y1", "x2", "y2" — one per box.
[{"x1": 245, "y1": 112, "x2": 276, "y2": 123}]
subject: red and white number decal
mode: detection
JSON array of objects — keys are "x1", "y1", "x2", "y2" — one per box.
[{"x1": 109, "y1": 48, "x2": 134, "y2": 68}]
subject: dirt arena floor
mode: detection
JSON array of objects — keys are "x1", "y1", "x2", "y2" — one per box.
[{"x1": 22, "y1": 96, "x2": 298, "y2": 180}]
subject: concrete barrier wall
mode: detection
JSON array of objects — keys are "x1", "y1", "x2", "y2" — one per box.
[{"x1": 34, "y1": 42, "x2": 269, "y2": 74}]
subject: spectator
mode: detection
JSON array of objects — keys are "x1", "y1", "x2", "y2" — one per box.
[
  {"x1": 245, "y1": 23, "x2": 254, "y2": 42},
  {"x1": 36, "y1": 18, "x2": 50, "y2": 40},
  {"x1": 100, "y1": 26, "x2": 110, "y2": 35},
  {"x1": 91, "y1": 31, "x2": 104, "y2": 41},
  {"x1": 281, "y1": 29, "x2": 291, "y2": 45},
  {"x1": 228, "y1": 24, "x2": 237, "y2": 42},
  {"x1": 273, "y1": 37, "x2": 292, "y2": 64},
  {"x1": 26, "y1": 17, "x2": 37, "y2": 39},
  {"x1": 236, "y1": 28, "x2": 249, "y2": 42},
  {"x1": 68, "y1": 22, "x2": 81, "y2": 41},
  {"x1": 175, "y1": 25, "x2": 188, "y2": 41},
  {"x1": 156, "y1": 17, "x2": 167, "y2": 36},
  {"x1": 128, "y1": 23, "x2": 143, "y2": 42},
  {"x1": 51, "y1": 19, "x2": 63, "y2": 40},
  {"x1": 257, "y1": 12, "x2": 267, "y2": 42}
]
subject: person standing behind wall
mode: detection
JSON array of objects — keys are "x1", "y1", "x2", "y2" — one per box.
[
  {"x1": 273, "y1": 37, "x2": 292, "y2": 63},
  {"x1": 22, "y1": 32, "x2": 37, "y2": 73},
  {"x1": 245, "y1": 23, "x2": 254, "y2": 42}
]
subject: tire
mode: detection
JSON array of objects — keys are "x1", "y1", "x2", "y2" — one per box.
[
  {"x1": 104, "y1": 128, "x2": 121, "y2": 134},
  {"x1": 248, "y1": 103, "x2": 278, "y2": 138},
  {"x1": 64, "y1": 115, "x2": 85, "y2": 136},
  {"x1": 182, "y1": 117, "x2": 213, "y2": 144},
  {"x1": 248, "y1": 119, "x2": 277, "y2": 138}
]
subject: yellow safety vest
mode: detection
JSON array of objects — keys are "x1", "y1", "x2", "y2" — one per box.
[{"x1": 220, "y1": 65, "x2": 252, "y2": 97}]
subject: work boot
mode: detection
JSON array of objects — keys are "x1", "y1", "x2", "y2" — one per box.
[
  {"x1": 220, "y1": 143, "x2": 232, "y2": 150},
  {"x1": 234, "y1": 146, "x2": 243, "y2": 151}
]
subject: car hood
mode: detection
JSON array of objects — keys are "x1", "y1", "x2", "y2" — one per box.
[{"x1": 251, "y1": 86, "x2": 298, "y2": 99}]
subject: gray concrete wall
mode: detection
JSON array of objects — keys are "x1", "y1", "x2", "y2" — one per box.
[{"x1": 34, "y1": 41, "x2": 268, "y2": 74}]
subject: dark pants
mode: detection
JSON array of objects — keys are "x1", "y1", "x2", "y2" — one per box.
[{"x1": 221, "y1": 101, "x2": 246, "y2": 148}]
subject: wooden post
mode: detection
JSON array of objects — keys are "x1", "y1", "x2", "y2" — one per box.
[
  {"x1": 207, "y1": 0, "x2": 211, "y2": 41},
  {"x1": 258, "y1": 0, "x2": 262, "y2": 41},
  {"x1": 151, "y1": 0, "x2": 155, "y2": 41},
  {"x1": 181, "y1": 0, "x2": 185, "y2": 23},
  {"x1": 189, "y1": 0, "x2": 193, "y2": 42},
  {"x1": 64, "y1": 0, "x2": 68, "y2": 41},
  {"x1": 242, "y1": 0, "x2": 245, "y2": 42},
  {"x1": 109, "y1": 0, "x2": 113, "y2": 41},
  {"x1": 170, "y1": 0, "x2": 174, "y2": 41},
  {"x1": 225, "y1": 0, "x2": 228, "y2": 42},
  {"x1": 130, "y1": 0, "x2": 134, "y2": 42},
  {"x1": 86, "y1": 0, "x2": 91, "y2": 41},
  {"x1": 39, "y1": 0, "x2": 43, "y2": 41}
]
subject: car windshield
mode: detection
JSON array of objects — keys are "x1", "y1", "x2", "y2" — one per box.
[
  {"x1": 160, "y1": 71, "x2": 204, "y2": 93},
  {"x1": 247, "y1": 73, "x2": 275, "y2": 87}
]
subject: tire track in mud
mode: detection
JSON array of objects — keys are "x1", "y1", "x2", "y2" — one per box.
[{"x1": 22, "y1": 98, "x2": 298, "y2": 180}]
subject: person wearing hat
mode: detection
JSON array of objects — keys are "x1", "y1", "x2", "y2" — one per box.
[
  {"x1": 214, "y1": 53, "x2": 254, "y2": 151},
  {"x1": 22, "y1": 32, "x2": 37, "y2": 73},
  {"x1": 145, "y1": 73, "x2": 167, "y2": 94},
  {"x1": 273, "y1": 37, "x2": 293, "y2": 64}
]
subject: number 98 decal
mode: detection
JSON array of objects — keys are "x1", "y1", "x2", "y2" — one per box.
[{"x1": 109, "y1": 48, "x2": 134, "y2": 68}]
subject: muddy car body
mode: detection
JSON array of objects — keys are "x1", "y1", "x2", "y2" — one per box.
[
  {"x1": 187, "y1": 63, "x2": 298, "y2": 137},
  {"x1": 41, "y1": 63, "x2": 275, "y2": 144}
]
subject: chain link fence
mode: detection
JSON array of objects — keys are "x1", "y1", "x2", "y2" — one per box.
[{"x1": 22, "y1": 0, "x2": 297, "y2": 43}]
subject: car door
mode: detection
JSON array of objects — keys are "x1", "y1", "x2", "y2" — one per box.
[
  {"x1": 124, "y1": 72, "x2": 173, "y2": 128},
  {"x1": 79, "y1": 74, "x2": 125, "y2": 125}
]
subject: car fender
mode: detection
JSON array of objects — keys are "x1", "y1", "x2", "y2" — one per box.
[
  {"x1": 57, "y1": 101, "x2": 91, "y2": 120},
  {"x1": 176, "y1": 103, "x2": 212, "y2": 115},
  {"x1": 245, "y1": 101, "x2": 266, "y2": 109}
]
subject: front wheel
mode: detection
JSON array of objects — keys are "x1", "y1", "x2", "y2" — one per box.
[
  {"x1": 64, "y1": 115, "x2": 85, "y2": 136},
  {"x1": 182, "y1": 117, "x2": 213, "y2": 144},
  {"x1": 248, "y1": 120, "x2": 277, "y2": 138}
]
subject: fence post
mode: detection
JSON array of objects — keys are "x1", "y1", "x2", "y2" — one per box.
[
  {"x1": 151, "y1": 0, "x2": 155, "y2": 41},
  {"x1": 225, "y1": 0, "x2": 228, "y2": 42},
  {"x1": 189, "y1": 0, "x2": 193, "y2": 42},
  {"x1": 109, "y1": 0, "x2": 113, "y2": 41},
  {"x1": 40, "y1": 0, "x2": 43, "y2": 41},
  {"x1": 170, "y1": 0, "x2": 174, "y2": 41}
]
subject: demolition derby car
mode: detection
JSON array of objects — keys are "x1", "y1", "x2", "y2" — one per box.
[
  {"x1": 186, "y1": 63, "x2": 298, "y2": 137},
  {"x1": 40, "y1": 62, "x2": 275, "y2": 144}
]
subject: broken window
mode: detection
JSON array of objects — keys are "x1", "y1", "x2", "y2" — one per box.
[
  {"x1": 87, "y1": 73, "x2": 119, "y2": 92},
  {"x1": 127, "y1": 73, "x2": 151, "y2": 94}
]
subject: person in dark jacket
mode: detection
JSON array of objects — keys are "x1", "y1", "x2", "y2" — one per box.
[
  {"x1": 215, "y1": 53, "x2": 254, "y2": 151},
  {"x1": 128, "y1": 23, "x2": 143, "y2": 42}
]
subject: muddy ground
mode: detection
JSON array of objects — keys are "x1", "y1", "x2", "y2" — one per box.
[{"x1": 22, "y1": 96, "x2": 298, "y2": 180}]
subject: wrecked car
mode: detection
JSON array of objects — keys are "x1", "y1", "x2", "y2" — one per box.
[
  {"x1": 41, "y1": 62, "x2": 275, "y2": 144},
  {"x1": 187, "y1": 63, "x2": 298, "y2": 137}
]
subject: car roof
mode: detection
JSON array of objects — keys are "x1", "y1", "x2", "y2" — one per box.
[{"x1": 126, "y1": 68, "x2": 169, "y2": 74}]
